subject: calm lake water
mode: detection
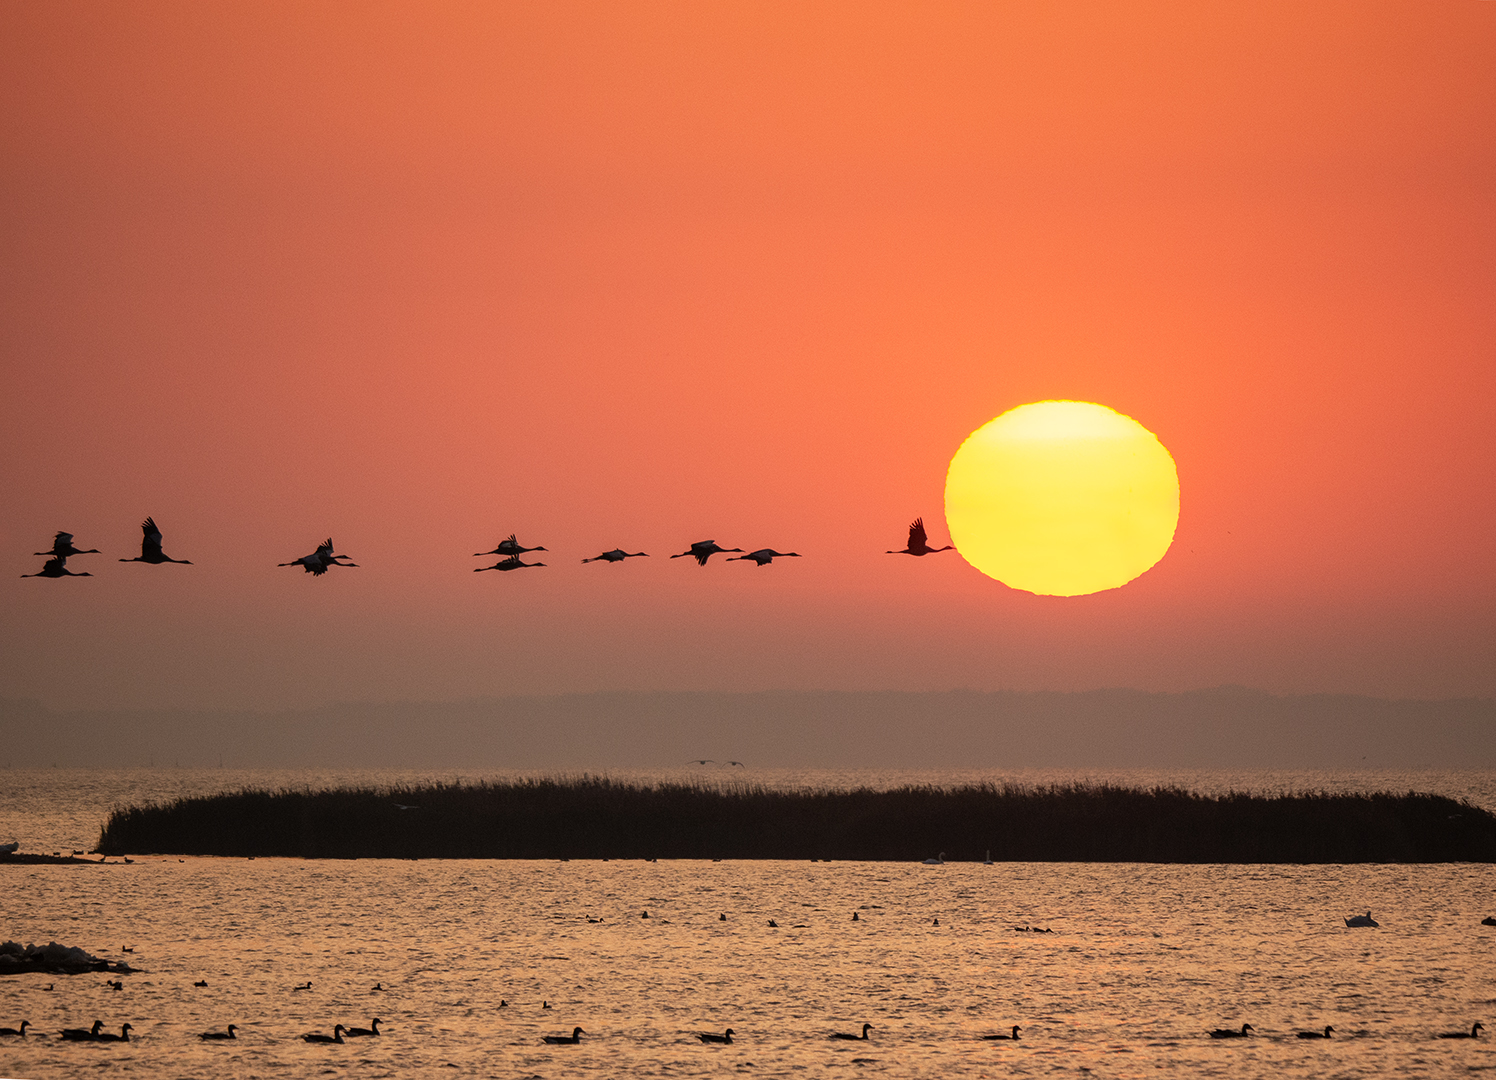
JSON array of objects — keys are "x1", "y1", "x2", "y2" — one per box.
[{"x1": 2, "y1": 768, "x2": 1495, "y2": 1079}]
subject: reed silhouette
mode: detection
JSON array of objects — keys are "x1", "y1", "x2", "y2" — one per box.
[{"x1": 95, "y1": 778, "x2": 1496, "y2": 862}]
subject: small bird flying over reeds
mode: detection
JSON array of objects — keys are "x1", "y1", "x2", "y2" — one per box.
[
  {"x1": 728, "y1": 549, "x2": 800, "y2": 566},
  {"x1": 671, "y1": 541, "x2": 742, "y2": 565},
  {"x1": 887, "y1": 518, "x2": 953, "y2": 557},
  {"x1": 120, "y1": 518, "x2": 192, "y2": 565}
]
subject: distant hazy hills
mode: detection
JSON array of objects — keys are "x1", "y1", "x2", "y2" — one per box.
[{"x1": 2, "y1": 688, "x2": 1492, "y2": 769}]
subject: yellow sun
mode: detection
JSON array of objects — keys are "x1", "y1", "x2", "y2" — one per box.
[{"x1": 944, "y1": 401, "x2": 1179, "y2": 596}]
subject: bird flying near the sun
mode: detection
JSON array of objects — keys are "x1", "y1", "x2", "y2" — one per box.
[
  {"x1": 728, "y1": 548, "x2": 801, "y2": 566},
  {"x1": 278, "y1": 539, "x2": 358, "y2": 576},
  {"x1": 887, "y1": 518, "x2": 953, "y2": 557},
  {"x1": 120, "y1": 517, "x2": 192, "y2": 565},
  {"x1": 474, "y1": 533, "x2": 547, "y2": 558},
  {"x1": 35, "y1": 531, "x2": 100, "y2": 559},
  {"x1": 671, "y1": 540, "x2": 744, "y2": 566},
  {"x1": 475, "y1": 554, "x2": 546, "y2": 572},
  {"x1": 21, "y1": 555, "x2": 91, "y2": 578},
  {"x1": 582, "y1": 548, "x2": 649, "y2": 563}
]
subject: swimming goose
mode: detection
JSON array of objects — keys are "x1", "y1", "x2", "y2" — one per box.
[
  {"x1": 982, "y1": 1026, "x2": 1021, "y2": 1041},
  {"x1": 1296, "y1": 1026, "x2": 1333, "y2": 1038},
  {"x1": 671, "y1": 541, "x2": 742, "y2": 566},
  {"x1": 302, "y1": 1025, "x2": 347, "y2": 1043},
  {"x1": 199, "y1": 1025, "x2": 237, "y2": 1040},
  {"x1": 1344, "y1": 912, "x2": 1378, "y2": 927},
  {"x1": 0, "y1": 1021, "x2": 28, "y2": 1037},
  {"x1": 583, "y1": 548, "x2": 648, "y2": 563},
  {"x1": 1208, "y1": 1024, "x2": 1254, "y2": 1038},
  {"x1": 887, "y1": 518, "x2": 953, "y2": 557},
  {"x1": 698, "y1": 1028, "x2": 734, "y2": 1043},
  {"x1": 292, "y1": 982, "x2": 312, "y2": 992},
  {"x1": 830, "y1": 1023, "x2": 872, "y2": 1041},
  {"x1": 922, "y1": 853, "x2": 945, "y2": 865},
  {"x1": 542, "y1": 1027, "x2": 585, "y2": 1045},
  {"x1": 345, "y1": 1018, "x2": 381, "y2": 1037},
  {"x1": 193, "y1": 980, "x2": 208, "y2": 987},
  {"x1": 727, "y1": 548, "x2": 800, "y2": 566},
  {"x1": 1437, "y1": 1022, "x2": 1483, "y2": 1039},
  {"x1": 60, "y1": 1020, "x2": 104, "y2": 1041},
  {"x1": 120, "y1": 518, "x2": 191, "y2": 564},
  {"x1": 95, "y1": 1023, "x2": 132, "y2": 1043}
]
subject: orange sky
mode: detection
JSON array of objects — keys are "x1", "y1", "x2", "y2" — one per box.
[{"x1": 2, "y1": 1, "x2": 1493, "y2": 711}]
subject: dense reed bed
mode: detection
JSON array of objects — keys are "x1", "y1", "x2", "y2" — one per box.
[{"x1": 95, "y1": 778, "x2": 1496, "y2": 862}]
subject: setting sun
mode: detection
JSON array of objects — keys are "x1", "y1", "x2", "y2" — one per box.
[{"x1": 944, "y1": 401, "x2": 1179, "y2": 596}]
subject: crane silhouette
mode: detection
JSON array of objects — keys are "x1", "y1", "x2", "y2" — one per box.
[
  {"x1": 583, "y1": 548, "x2": 649, "y2": 563},
  {"x1": 728, "y1": 548, "x2": 800, "y2": 566},
  {"x1": 887, "y1": 518, "x2": 954, "y2": 556},
  {"x1": 36, "y1": 532, "x2": 99, "y2": 558},
  {"x1": 671, "y1": 541, "x2": 743, "y2": 566},
  {"x1": 475, "y1": 555, "x2": 545, "y2": 572},
  {"x1": 475, "y1": 534, "x2": 547, "y2": 557},
  {"x1": 278, "y1": 539, "x2": 358, "y2": 575},
  {"x1": 21, "y1": 556, "x2": 91, "y2": 578},
  {"x1": 120, "y1": 518, "x2": 192, "y2": 565}
]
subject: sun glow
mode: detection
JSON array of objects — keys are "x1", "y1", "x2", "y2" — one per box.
[{"x1": 944, "y1": 401, "x2": 1179, "y2": 596}]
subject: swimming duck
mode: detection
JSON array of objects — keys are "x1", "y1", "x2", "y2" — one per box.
[
  {"x1": 1437, "y1": 1022, "x2": 1484, "y2": 1039},
  {"x1": 542, "y1": 1027, "x2": 585, "y2": 1045},
  {"x1": 1482, "y1": 916, "x2": 1496, "y2": 927},
  {"x1": 199, "y1": 1025, "x2": 237, "y2": 1040},
  {"x1": 0, "y1": 1021, "x2": 29, "y2": 1037},
  {"x1": 1344, "y1": 912, "x2": 1378, "y2": 927},
  {"x1": 1208, "y1": 1023, "x2": 1254, "y2": 1038},
  {"x1": 302, "y1": 1025, "x2": 346, "y2": 1044},
  {"x1": 95, "y1": 1023, "x2": 132, "y2": 1043},
  {"x1": 1296, "y1": 1026, "x2": 1334, "y2": 1038},
  {"x1": 982, "y1": 1025, "x2": 1020, "y2": 1041},
  {"x1": 699, "y1": 1028, "x2": 734, "y2": 1044},
  {"x1": 830, "y1": 1023, "x2": 872, "y2": 1040}
]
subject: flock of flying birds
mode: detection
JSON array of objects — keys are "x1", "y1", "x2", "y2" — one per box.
[{"x1": 19, "y1": 518, "x2": 957, "y2": 579}]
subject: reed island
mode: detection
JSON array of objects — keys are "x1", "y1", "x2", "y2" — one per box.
[{"x1": 95, "y1": 778, "x2": 1496, "y2": 862}]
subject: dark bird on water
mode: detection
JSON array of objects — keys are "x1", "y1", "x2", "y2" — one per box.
[
  {"x1": 60, "y1": 1020, "x2": 104, "y2": 1041},
  {"x1": 0, "y1": 1021, "x2": 29, "y2": 1037},
  {"x1": 728, "y1": 548, "x2": 801, "y2": 566},
  {"x1": 371, "y1": 983, "x2": 385, "y2": 992},
  {"x1": 1482, "y1": 916, "x2": 1496, "y2": 926},
  {"x1": 542, "y1": 1026, "x2": 585, "y2": 1045},
  {"x1": 699, "y1": 1028, "x2": 734, "y2": 1044},
  {"x1": 887, "y1": 517, "x2": 953, "y2": 557},
  {"x1": 1208, "y1": 1024, "x2": 1254, "y2": 1039},
  {"x1": 36, "y1": 532, "x2": 100, "y2": 558},
  {"x1": 671, "y1": 540, "x2": 742, "y2": 565},
  {"x1": 95, "y1": 1023, "x2": 132, "y2": 1043},
  {"x1": 1296, "y1": 1026, "x2": 1334, "y2": 1039},
  {"x1": 22, "y1": 556, "x2": 90, "y2": 578},
  {"x1": 1344, "y1": 911, "x2": 1379, "y2": 927},
  {"x1": 475, "y1": 555, "x2": 545, "y2": 572},
  {"x1": 475, "y1": 534, "x2": 547, "y2": 558},
  {"x1": 279, "y1": 540, "x2": 357, "y2": 576},
  {"x1": 199, "y1": 1025, "x2": 237, "y2": 1040},
  {"x1": 302, "y1": 1025, "x2": 346, "y2": 1044},
  {"x1": 120, "y1": 518, "x2": 191, "y2": 564},
  {"x1": 1438, "y1": 1022, "x2": 1484, "y2": 1039},
  {"x1": 345, "y1": 1018, "x2": 381, "y2": 1037},
  {"x1": 292, "y1": 982, "x2": 312, "y2": 992},
  {"x1": 583, "y1": 548, "x2": 648, "y2": 563},
  {"x1": 831, "y1": 1023, "x2": 873, "y2": 1041},
  {"x1": 982, "y1": 1026, "x2": 1021, "y2": 1041},
  {"x1": 192, "y1": 980, "x2": 208, "y2": 987}
]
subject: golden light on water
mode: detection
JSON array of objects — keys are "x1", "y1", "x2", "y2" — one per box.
[{"x1": 944, "y1": 401, "x2": 1179, "y2": 596}]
